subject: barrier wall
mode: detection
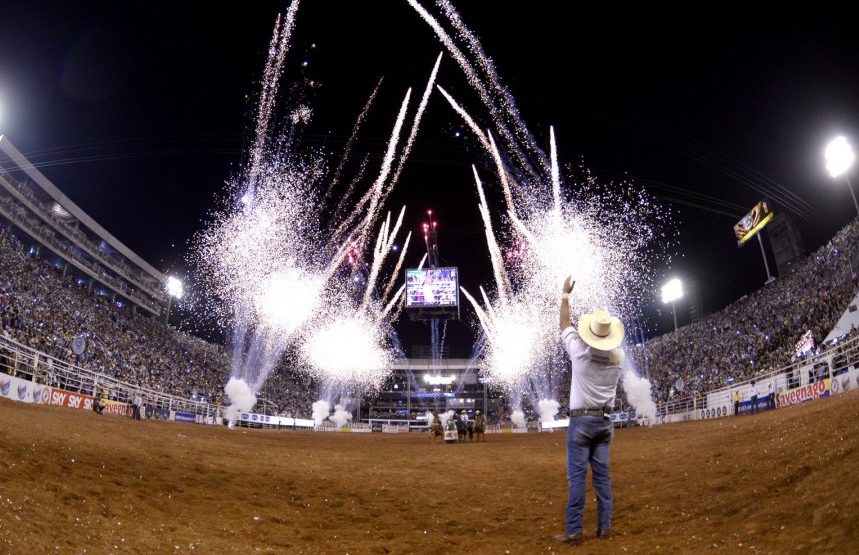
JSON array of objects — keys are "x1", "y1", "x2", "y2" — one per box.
[
  {"x1": 0, "y1": 374, "x2": 51, "y2": 404},
  {"x1": 48, "y1": 389, "x2": 94, "y2": 411},
  {"x1": 237, "y1": 412, "x2": 314, "y2": 428},
  {"x1": 103, "y1": 399, "x2": 132, "y2": 417}
]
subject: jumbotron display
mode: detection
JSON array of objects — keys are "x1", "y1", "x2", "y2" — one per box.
[
  {"x1": 405, "y1": 267, "x2": 459, "y2": 308},
  {"x1": 734, "y1": 200, "x2": 774, "y2": 246}
]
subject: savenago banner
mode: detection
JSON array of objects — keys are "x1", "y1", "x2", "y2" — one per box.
[
  {"x1": 777, "y1": 379, "x2": 831, "y2": 408},
  {"x1": 734, "y1": 200, "x2": 774, "y2": 246},
  {"x1": 0, "y1": 374, "x2": 51, "y2": 404}
]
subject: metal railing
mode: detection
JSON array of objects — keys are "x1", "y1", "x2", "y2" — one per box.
[
  {"x1": 656, "y1": 332, "x2": 859, "y2": 422},
  {"x1": 0, "y1": 334, "x2": 217, "y2": 420}
]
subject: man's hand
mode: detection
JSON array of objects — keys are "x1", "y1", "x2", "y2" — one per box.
[
  {"x1": 560, "y1": 276, "x2": 574, "y2": 331},
  {"x1": 562, "y1": 275, "x2": 575, "y2": 295}
]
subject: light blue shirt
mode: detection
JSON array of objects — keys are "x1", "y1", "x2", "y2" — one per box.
[{"x1": 561, "y1": 326, "x2": 625, "y2": 410}]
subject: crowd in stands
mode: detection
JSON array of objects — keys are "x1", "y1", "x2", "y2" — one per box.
[
  {"x1": 629, "y1": 219, "x2": 859, "y2": 402},
  {"x1": 3, "y1": 213, "x2": 859, "y2": 421},
  {"x1": 1, "y1": 226, "x2": 228, "y2": 398},
  {"x1": 1, "y1": 224, "x2": 323, "y2": 415}
]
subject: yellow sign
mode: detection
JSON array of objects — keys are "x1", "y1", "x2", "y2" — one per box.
[{"x1": 734, "y1": 200, "x2": 774, "y2": 246}]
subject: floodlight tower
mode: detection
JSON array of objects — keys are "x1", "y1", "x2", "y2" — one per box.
[
  {"x1": 660, "y1": 278, "x2": 683, "y2": 331},
  {"x1": 824, "y1": 135, "x2": 858, "y2": 217},
  {"x1": 164, "y1": 276, "x2": 184, "y2": 324}
]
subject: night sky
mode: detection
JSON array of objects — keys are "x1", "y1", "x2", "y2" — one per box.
[{"x1": 2, "y1": 2, "x2": 859, "y2": 356}]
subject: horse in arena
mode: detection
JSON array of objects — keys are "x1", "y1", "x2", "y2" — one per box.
[
  {"x1": 473, "y1": 410, "x2": 486, "y2": 442},
  {"x1": 456, "y1": 413, "x2": 467, "y2": 441}
]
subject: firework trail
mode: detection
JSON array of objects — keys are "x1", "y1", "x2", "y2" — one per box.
[
  {"x1": 333, "y1": 154, "x2": 371, "y2": 223},
  {"x1": 472, "y1": 166, "x2": 510, "y2": 303},
  {"x1": 436, "y1": 85, "x2": 491, "y2": 152},
  {"x1": 247, "y1": 3, "x2": 301, "y2": 192},
  {"x1": 405, "y1": 0, "x2": 543, "y2": 183},
  {"x1": 328, "y1": 88, "x2": 412, "y2": 246},
  {"x1": 380, "y1": 230, "x2": 413, "y2": 304},
  {"x1": 327, "y1": 77, "x2": 384, "y2": 200},
  {"x1": 463, "y1": 128, "x2": 675, "y2": 410},
  {"x1": 361, "y1": 206, "x2": 407, "y2": 308},
  {"x1": 192, "y1": 3, "x2": 433, "y2": 422},
  {"x1": 435, "y1": 0, "x2": 550, "y2": 178},
  {"x1": 387, "y1": 52, "x2": 444, "y2": 191},
  {"x1": 385, "y1": 252, "x2": 427, "y2": 322}
]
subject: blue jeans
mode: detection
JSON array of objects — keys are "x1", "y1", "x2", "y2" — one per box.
[{"x1": 565, "y1": 415, "x2": 613, "y2": 534}]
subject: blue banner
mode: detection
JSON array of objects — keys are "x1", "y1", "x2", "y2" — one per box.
[{"x1": 174, "y1": 411, "x2": 196, "y2": 423}]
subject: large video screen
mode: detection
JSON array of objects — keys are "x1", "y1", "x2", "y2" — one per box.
[
  {"x1": 405, "y1": 267, "x2": 459, "y2": 308},
  {"x1": 734, "y1": 200, "x2": 774, "y2": 246}
]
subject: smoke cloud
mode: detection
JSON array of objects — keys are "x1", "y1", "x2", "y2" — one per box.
[
  {"x1": 537, "y1": 399, "x2": 560, "y2": 422},
  {"x1": 511, "y1": 410, "x2": 527, "y2": 429},
  {"x1": 330, "y1": 404, "x2": 353, "y2": 428},
  {"x1": 224, "y1": 377, "x2": 257, "y2": 425},
  {"x1": 438, "y1": 409, "x2": 454, "y2": 429},
  {"x1": 622, "y1": 369, "x2": 657, "y2": 425},
  {"x1": 312, "y1": 399, "x2": 331, "y2": 426}
]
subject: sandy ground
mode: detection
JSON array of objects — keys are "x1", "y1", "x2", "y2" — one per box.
[{"x1": 1, "y1": 391, "x2": 858, "y2": 554}]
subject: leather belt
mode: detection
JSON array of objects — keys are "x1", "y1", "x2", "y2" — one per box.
[{"x1": 569, "y1": 409, "x2": 608, "y2": 418}]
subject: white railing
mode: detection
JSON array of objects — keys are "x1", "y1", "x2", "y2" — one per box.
[
  {"x1": 656, "y1": 333, "x2": 859, "y2": 422},
  {"x1": 0, "y1": 334, "x2": 217, "y2": 419}
]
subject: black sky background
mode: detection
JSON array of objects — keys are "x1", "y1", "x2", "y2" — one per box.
[{"x1": 2, "y1": 2, "x2": 859, "y2": 357}]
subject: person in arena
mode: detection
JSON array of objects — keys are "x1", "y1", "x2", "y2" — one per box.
[
  {"x1": 732, "y1": 390, "x2": 740, "y2": 416},
  {"x1": 767, "y1": 380, "x2": 775, "y2": 410},
  {"x1": 429, "y1": 410, "x2": 443, "y2": 443},
  {"x1": 473, "y1": 410, "x2": 486, "y2": 442},
  {"x1": 750, "y1": 380, "x2": 759, "y2": 414},
  {"x1": 456, "y1": 410, "x2": 468, "y2": 441},
  {"x1": 555, "y1": 276, "x2": 625, "y2": 545},
  {"x1": 93, "y1": 394, "x2": 106, "y2": 415}
]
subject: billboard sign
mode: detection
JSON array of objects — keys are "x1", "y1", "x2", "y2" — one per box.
[
  {"x1": 734, "y1": 200, "x2": 774, "y2": 246},
  {"x1": 405, "y1": 267, "x2": 459, "y2": 308},
  {"x1": 794, "y1": 330, "x2": 815, "y2": 358}
]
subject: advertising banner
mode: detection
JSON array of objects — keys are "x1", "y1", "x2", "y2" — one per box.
[
  {"x1": 173, "y1": 411, "x2": 197, "y2": 423},
  {"x1": 240, "y1": 412, "x2": 275, "y2": 426},
  {"x1": 734, "y1": 200, "x2": 774, "y2": 246},
  {"x1": 777, "y1": 379, "x2": 831, "y2": 408},
  {"x1": 48, "y1": 388, "x2": 94, "y2": 411},
  {"x1": 0, "y1": 374, "x2": 51, "y2": 404},
  {"x1": 103, "y1": 399, "x2": 132, "y2": 417}
]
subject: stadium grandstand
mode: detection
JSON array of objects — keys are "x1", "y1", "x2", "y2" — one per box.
[
  {"x1": 0, "y1": 136, "x2": 166, "y2": 316},
  {"x1": 2, "y1": 135, "x2": 859, "y2": 427}
]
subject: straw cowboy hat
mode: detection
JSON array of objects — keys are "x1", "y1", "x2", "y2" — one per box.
[{"x1": 578, "y1": 308, "x2": 625, "y2": 351}]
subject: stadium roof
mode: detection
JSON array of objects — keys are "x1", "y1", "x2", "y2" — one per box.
[{"x1": 0, "y1": 135, "x2": 165, "y2": 284}]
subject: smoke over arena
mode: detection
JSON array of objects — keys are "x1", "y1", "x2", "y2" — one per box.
[{"x1": 1, "y1": 1, "x2": 859, "y2": 553}]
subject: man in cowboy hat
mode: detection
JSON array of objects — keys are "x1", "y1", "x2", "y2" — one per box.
[{"x1": 555, "y1": 276, "x2": 625, "y2": 545}]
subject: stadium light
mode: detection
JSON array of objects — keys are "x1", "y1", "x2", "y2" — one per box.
[
  {"x1": 165, "y1": 276, "x2": 184, "y2": 324},
  {"x1": 661, "y1": 278, "x2": 683, "y2": 331},
  {"x1": 167, "y1": 276, "x2": 184, "y2": 299},
  {"x1": 824, "y1": 135, "x2": 859, "y2": 217}
]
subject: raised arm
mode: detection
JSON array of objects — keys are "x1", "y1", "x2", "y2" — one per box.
[{"x1": 559, "y1": 276, "x2": 575, "y2": 331}]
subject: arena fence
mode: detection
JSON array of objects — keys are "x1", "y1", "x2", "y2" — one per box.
[
  {"x1": 3, "y1": 331, "x2": 859, "y2": 432},
  {"x1": 0, "y1": 335, "x2": 219, "y2": 423},
  {"x1": 656, "y1": 333, "x2": 859, "y2": 424}
]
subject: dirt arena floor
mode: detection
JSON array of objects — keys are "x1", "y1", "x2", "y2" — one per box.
[{"x1": 1, "y1": 392, "x2": 858, "y2": 554}]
